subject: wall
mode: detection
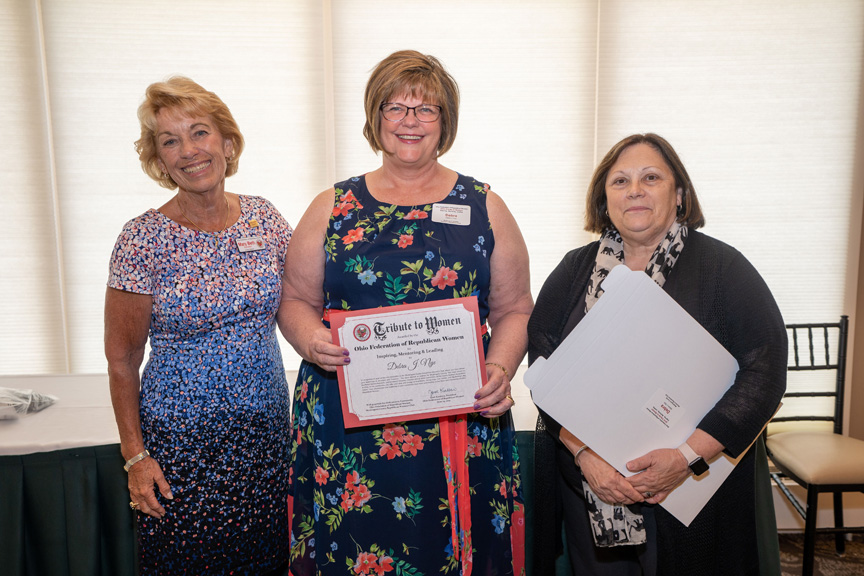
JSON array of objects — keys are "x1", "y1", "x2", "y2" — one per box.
[
  {"x1": 850, "y1": 51, "x2": 864, "y2": 442},
  {"x1": 852, "y1": 202, "x2": 864, "y2": 441}
]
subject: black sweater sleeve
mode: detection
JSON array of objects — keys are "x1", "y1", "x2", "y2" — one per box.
[
  {"x1": 665, "y1": 232, "x2": 788, "y2": 457},
  {"x1": 698, "y1": 247, "x2": 787, "y2": 456}
]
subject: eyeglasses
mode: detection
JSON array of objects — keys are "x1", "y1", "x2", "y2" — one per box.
[{"x1": 380, "y1": 103, "x2": 442, "y2": 123}]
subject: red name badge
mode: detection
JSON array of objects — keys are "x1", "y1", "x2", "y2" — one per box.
[{"x1": 236, "y1": 236, "x2": 265, "y2": 252}]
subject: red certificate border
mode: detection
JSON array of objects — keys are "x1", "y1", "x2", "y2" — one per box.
[{"x1": 330, "y1": 296, "x2": 487, "y2": 428}]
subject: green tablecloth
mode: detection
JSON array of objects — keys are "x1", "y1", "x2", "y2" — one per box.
[{"x1": 0, "y1": 444, "x2": 136, "y2": 576}]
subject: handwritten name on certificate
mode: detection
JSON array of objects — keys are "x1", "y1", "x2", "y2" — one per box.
[{"x1": 330, "y1": 297, "x2": 487, "y2": 428}]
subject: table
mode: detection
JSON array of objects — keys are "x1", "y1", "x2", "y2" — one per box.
[
  {"x1": 0, "y1": 375, "x2": 120, "y2": 456},
  {"x1": 0, "y1": 375, "x2": 135, "y2": 576}
]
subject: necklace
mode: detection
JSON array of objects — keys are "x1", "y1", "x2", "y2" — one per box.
[{"x1": 177, "y1": 194, "x2": 231, "y2": 248}]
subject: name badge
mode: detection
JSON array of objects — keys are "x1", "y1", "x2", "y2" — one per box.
[
  {"x1": 431, "y1": 203, "x2": 471, "y2": 226},
  {"x1": 236, "y1": 236, "x2": 265, "y2": 252}
]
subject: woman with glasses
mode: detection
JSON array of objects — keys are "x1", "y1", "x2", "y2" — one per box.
[{"x1": 278, "y1": 50, "x2": 532, "y2": 575}]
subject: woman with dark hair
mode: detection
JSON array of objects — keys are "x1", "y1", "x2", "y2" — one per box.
[
  {"x1": 529, "y1": 133, "x2": 786, "y2": 575},
  {"x1": 279, "y1": 50, "x2": 532, "y2": 575},
  {"x1": 105, "y1": 76, "x2": 292, "y2": 575}
]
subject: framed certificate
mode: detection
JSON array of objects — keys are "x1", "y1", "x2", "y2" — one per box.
[{"x1": 330, "y1": 296, "x2": 487, "y2": 428}]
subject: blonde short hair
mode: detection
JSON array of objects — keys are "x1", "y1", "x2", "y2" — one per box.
[
  {"x1": 585, "y1": 133, "x2": 705, "y2": 233},
  {"x1": 363, "y1": 50, "x2": 459, "y2": 156},
  {"x1": 134, "y1": 77, "x2": 244, "y2": 190}
]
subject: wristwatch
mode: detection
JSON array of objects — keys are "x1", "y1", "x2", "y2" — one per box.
[{"x1": 678, "y1": 442, "x2": 709, "y2": 477}]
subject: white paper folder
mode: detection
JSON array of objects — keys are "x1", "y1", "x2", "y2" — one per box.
[{"x1": 525, "y1": 265, "x2": 742, "y2": 526}]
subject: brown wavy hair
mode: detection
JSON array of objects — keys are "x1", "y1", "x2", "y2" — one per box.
[
  {"x1": 585, "y1": 133, "x2": 705, "y2": 233},
  {"x1": 363, "y1": 50, "x2": 460, "y2": 157}
]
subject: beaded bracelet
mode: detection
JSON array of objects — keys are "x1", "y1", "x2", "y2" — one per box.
[
  {"x1": 485, "y1": 362, "x2": 510, "y2": 380},
  {"x1": 123, "y1": 449, "x2": 150, "y2": 472}
]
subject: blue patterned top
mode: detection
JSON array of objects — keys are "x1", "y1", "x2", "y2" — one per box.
[{"x1": 108, "y1": 194, "x2": 293, "y2": 575}]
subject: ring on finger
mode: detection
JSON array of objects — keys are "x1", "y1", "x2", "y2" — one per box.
[
  {"x1": 129, "y1": 501, "x2": 139, "y2": 510},
  {"x1": 644, "y1": 492, "x2": 653, "y2": 498},
  {"x1": 505, "y1": 394, "x2": 515, "y2": 406}
]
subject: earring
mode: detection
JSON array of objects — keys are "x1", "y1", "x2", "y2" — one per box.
[{"x1": 677, "y1": 204, "x2": 683, "y2": 216}]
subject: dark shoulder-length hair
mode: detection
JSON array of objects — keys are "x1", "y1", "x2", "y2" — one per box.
[
  {"x1": 585, "y1": 133, "x2": 705, "y2": 233},
  {"x1": 362, "y1": 50, "x2": 460, "y2": 157}
]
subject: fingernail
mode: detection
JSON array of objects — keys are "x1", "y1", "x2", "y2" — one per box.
[
  {"x1": 473, "y1": 404, "x2": 481, "y2": 410},
  {"x1": 342, "y1": 350, "x2": 350, "y2": 356},
  {"x1": 167, "y1": 492, "x2": 174, "y2": 499},
  {"x1": 344, "y1": 357, "x2": 350, "y2": 364}
]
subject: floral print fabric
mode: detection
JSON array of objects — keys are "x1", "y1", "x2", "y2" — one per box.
[
  {"x1": 289, "y1": 175, "x2": 524, "y2": 575},
  {"x1": 108, "y1": 195, "x2": 293, "y2": 575}
]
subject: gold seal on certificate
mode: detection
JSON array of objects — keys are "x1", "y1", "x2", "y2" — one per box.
[{"x1": 330, "y1": 296, "x2": 487, "y2": 428}]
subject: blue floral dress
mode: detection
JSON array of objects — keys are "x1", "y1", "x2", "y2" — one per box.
[
  {"x1": 108, "y1": 195, "x2": 293, "y2": 575},
  {"x1": 288, "y1": 174, "x2": 524, "y2": 576}
]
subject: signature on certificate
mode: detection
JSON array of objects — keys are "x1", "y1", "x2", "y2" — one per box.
[{"x1": 387, "y1": 357, "x2": 438, "y2": 371}]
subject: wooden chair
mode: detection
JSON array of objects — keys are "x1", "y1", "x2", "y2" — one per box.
[{"x1": 765, "y1": 316, "x2": 864, "y2": 576}]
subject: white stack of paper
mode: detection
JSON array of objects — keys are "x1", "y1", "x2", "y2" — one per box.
[{"x1": 525, "y1": 265, "x2": 742, "y2": 526}]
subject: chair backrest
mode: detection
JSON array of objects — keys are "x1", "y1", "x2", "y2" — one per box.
[{"x1": 768, "y1": 316, "x2": 849, "y2": 435}]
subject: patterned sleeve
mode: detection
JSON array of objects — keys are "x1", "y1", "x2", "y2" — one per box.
[
  {"x1": 256, "y1": 197, "x2": 293, "y2": 272},
  {"x1": 107, "y1": 213, "x2": 156, "y2": 295}
]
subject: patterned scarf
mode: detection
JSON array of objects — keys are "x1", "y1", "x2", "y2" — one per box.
[
  {"x1": 585, "y1": 221, "x2": 687, "y2": 313},
  {"x1": 581, "y1": 220, "x2": 687, "y2": 547}
]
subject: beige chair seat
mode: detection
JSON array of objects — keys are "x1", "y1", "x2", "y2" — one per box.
[
  {"x1": 766, "y1": 431, "x2": 864, "y2": 485},
  {"x1": 766, "y1": 420, "x2": 833, "y2": 436}
]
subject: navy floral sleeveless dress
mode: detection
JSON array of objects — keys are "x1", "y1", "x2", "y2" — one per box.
[
  {"x1": 108, "y1": 195, "x2": 293, "y2": 575},
  {"x1": 288, "y1": 174, "x2": 525, "y2": 576}
]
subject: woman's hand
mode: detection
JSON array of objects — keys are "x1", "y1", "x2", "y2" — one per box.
[
  {"x1": 559, "y1": 428, "x2": 642, "y2": 506},
  {"x1": 624, "y1": 448, "x2": 690, "y2": 504},
  {"x1": 305, "y1": 325, "x2": 349, "y2": 372},
  {"x1": 579, "y1": 449, "x2": 646, "y2": 506},
  {"x1": 128, "y1": 457, "x2": 173, "y2": 519},
  {"x1": 625, "y1": 430, "x2": 723, "y2": 504},
  {"x1": 475, "y1": 363, "x2": 514, "y2": 418}
]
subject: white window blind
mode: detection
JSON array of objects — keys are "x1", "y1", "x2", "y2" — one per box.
[{"x1": 0, "y1": 0, "x2": 861, "y2": 394}]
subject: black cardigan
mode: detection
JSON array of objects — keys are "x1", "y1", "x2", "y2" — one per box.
[{"x1": 528, "y1": 230, "x2": 787, "y2": 575}]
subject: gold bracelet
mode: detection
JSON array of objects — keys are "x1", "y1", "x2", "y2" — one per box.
[
  {"x1": 123, "y1": 449, "x2": 150, "y2": 472},
  {"x1": 485, "y1": 362, "x2": 510, "y2": 380}
]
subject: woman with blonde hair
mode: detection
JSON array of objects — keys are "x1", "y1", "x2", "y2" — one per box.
[{"x1": 105, "y1": 76, "x2": 292, "y2": 574}]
